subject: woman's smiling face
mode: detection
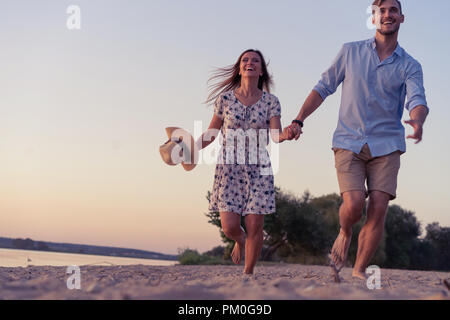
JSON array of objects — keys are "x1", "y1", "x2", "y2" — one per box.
[{"x1": 239, "y1": 51, "x2": 263, "y2": 78}]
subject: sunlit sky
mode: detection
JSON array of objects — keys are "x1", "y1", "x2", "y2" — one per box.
[{"x1": 1, "y1": 0, "x2": 449, "y2": 255}]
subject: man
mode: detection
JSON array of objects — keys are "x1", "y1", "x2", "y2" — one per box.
[{"x1": 287, "y1": 0, "x2": 429, "y2": 280}]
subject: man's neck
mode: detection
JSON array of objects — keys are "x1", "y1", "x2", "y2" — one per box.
[{"x1": 374, "y1": 31, "x2": 399, "y2": 61}]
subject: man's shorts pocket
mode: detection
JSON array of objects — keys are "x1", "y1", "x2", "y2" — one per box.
[{"x1": 334, "y1": 149, "x2": 354, "y2": 173}]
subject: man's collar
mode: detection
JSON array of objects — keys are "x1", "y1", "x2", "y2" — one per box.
[
  {"x1": 394, "y1": 43, "x2": 404, "y2": 57},
  {"x1": 370, "y1": 37, "x2": 377, "y2": 50},
  {"x1": 370, "y1": 37, "x2": 403, "y2": 57}
]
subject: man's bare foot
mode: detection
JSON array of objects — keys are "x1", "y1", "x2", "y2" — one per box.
[
  {"x1": 352, "y1": 270, "x2": 368, "y2": 280},
  {"x1": 328, "y1": 255, "x2": 341, "y2": 283},
  {"x1": 330, "y1": 229, "x2": 352, "y2": 271}
]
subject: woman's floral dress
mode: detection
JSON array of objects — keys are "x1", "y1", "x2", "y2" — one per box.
[{"x1": 208, "y1": 90, "x2": 281, "y2": 216}]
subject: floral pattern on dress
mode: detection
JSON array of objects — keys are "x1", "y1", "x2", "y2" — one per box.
[{"x1": 208, "y1": 90, "x2": 281, "y2": 216}]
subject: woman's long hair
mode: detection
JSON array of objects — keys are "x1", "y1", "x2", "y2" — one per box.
[{"x1": 205, "y1": 49, "x2": 273, "y2": 105}]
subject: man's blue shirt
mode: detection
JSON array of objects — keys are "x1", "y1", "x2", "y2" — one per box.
[{"x1": 314, "y1": 37, "x2": 428, "y2": 157}]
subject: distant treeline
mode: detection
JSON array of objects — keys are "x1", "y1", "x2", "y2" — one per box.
[
  {"x1": 202, "y1": 188, "x2": 450, "y2": 272},
  {"x1": 0, "y1": 237, "x2": 178, "y2": 261},
  {"x1": 11, "y1": 238, "x2": 50, "y2": 251}
]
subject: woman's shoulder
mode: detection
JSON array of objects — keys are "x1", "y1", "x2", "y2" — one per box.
[
  {"x1": 262, "y1": 92, "x2": 280, "y2": 105},
  {"x1": 217, "y1": 90, "x2": 234, "y2": 102}
]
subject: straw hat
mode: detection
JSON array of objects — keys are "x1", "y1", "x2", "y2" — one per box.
[{"x1": 159, "y1": 127, "x2": 198, "y2": 171}]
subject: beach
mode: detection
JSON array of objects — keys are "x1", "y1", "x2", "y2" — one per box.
[{"x1": 0, "y1": 264, "x2": 449, "y2": 300}]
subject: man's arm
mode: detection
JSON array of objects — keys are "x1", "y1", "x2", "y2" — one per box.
[
  {"x1": 290, "y1": 90, "x2": 324, "y2": 139},
  {"x1": 404, "y1": 105, "x2": 428, "y2": 144},
  {"x1": 285, "y1": 90, "x2": 324, "y2": 140},
  {"x1": 404, "y1": 61, "x2": 429, "y2": 144},
  {"x1": 287, "y1": 44, "x2": 347, "y2": 140}
]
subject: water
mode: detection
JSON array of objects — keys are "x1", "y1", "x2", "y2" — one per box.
[{"x1": 0, "y1": 248, "x2": 177, "y2": 267}]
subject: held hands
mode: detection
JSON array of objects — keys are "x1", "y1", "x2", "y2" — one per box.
[
  {"x1": 404, "y1": 119, "x2": 424, "y2": 144},
  {"x1": 281, "y1": 123, "x2": 303, "y2": 142}
]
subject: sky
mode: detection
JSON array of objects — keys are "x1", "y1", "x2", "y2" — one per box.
[{"x1": 1, "y1": 0, "x2": 449, "y2": 255}]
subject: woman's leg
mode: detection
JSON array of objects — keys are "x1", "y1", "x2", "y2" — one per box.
[
  {"x1": 243, "y1": 214, "x2": 264, "y2": 274},
  {"x1": 220, "y1": 212, "x2": 246, "y2": 264}
]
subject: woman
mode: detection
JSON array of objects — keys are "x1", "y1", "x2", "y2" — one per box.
[{"x1": 197, "y1": 49, "x2": 292, "y2": 275}]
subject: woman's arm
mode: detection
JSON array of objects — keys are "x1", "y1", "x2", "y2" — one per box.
[
  {"x1": 269, "y1": 116, "x2": 290, "y2": 144},
  {"x1": 196, "y1": 114, "x2": 223, "y2": 150}
]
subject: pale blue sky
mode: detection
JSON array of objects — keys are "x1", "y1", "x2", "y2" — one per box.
[{"x1": 0, "y1": 1, "x2": 449, "y2": 254}]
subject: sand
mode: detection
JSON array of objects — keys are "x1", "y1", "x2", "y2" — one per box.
[{"x1": 0, "y1": 264, "x2": 449, "y2": 300}]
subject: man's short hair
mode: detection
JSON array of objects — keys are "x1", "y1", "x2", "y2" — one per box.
[{"x1": 372, "y1": 0, "x2": 403, "y2": 14}]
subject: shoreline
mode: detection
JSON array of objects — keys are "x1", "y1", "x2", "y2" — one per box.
[
  {"x1": 1, "y1": 264, "x2": 449, "y2": 300},
  {"x1": 0, "y1": 248, "x2": 175, "y2": 268},
  {"x1": 0, "y1": 246, "x2": 177, "y2": 262}
]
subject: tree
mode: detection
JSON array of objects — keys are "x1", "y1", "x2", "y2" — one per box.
[
  {"x1": 409, "y1": 239, "x2": 435, "y2": 270},
  {"x1": 382, "y1": 205, "x2": 421, "y2": 269},
  {"x1": 36, "y1": 241, "x2": 49, "y2": 251},
  {"x1": 263, "y1": 189, "x2": 330, "y2": 263},
  {"x1": 424, "y1": 222, "x2": 450, "y2": 271},
  {"x1": 12, "y1": 238, "x2": 35, "y2": 250}
]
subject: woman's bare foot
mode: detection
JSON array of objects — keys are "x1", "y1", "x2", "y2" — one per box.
[
  {"x1": 231, "y1": 241, "x2": 245, "y2": 264},
  {"x1": 231, "y1": 227, "x2": 246, "y2": 265},
  {"x1": 352, "y1": 270, "x2": 368, "y2": 280},
  {"x1": 330, "y1": 229, "x2": 352, "y2": 271}
]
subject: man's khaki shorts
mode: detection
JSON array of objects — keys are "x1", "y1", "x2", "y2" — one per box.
[{"x1": 334, "y1": 144, "x2": 401, "y2": 200}]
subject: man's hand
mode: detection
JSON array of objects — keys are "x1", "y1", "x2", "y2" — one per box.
[
  {"x1": 279, "y1": 127, "x2": 292, "y2": 142},
  {"x1": 287, "y1": 123, "x2": 303, "y2": 140},
  {"x1": 404, "y1": 119, "x2": 423, "y2": 144},
  {"x1": 281, "y1": 124, "x2": 303, "y2": 141}
]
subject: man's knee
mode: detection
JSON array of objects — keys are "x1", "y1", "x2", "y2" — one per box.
[
  {"x1": 367, "y1": 192, "x2": 390, "y2": 224},
  {"x1": 368, "y1": 191, "x2": 390, "y2": 214},
  {"x1": 342, "y1": 191, "x2": 365, "y2": 216}
]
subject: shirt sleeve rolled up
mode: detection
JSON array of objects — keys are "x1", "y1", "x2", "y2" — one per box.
[
  {"x1": 313, "y1": 44, "x2": 347, "y2": 100},
  {"x1": 405, "y1": 61, "x2": 429, "y2": 114}
]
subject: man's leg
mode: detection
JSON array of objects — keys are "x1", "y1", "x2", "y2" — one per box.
[
  {"x1": 330, "y1": 190, "x2": 365, "y2": 270},
  {"x1": 352, "y1": 191, "x2": 390, "y2": 279},
  {"x1": 353, "y1": 149, "x2": 401, "y2": 279}
]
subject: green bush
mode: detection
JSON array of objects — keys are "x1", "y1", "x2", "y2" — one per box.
[{"x1": 177, "y1": 248, "x2": 230, "y2": 265}]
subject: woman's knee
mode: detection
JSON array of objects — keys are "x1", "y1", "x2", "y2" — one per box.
[
  {"x1": 245, "y1": 215, "x2": 264, "y2": 238},
  {"x1": 222, "y1": 224, "x2": 241, "y2": 239},
  {"x1": 220, "y1": 212, "x2": 242, "y2": 239}
]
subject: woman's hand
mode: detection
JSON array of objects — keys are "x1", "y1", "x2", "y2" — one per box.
[
  {"x1": 279, "y1": 127, "x2": 292, "y2": 142},
  {"x1": 280, "y1": 124, "x2": 302, "y2": 142},
  {"x1": 197, "y1": 114, "x2": 223, "y2": 150}
]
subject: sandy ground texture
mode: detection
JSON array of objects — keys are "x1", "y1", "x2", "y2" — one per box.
[{"x1": 0, "y1": 264, "x2": 449, "y2": 300}]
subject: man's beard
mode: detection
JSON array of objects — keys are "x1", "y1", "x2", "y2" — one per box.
[{"x1": 378, "y1": 24, "x2": 400, "y2": 36}]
